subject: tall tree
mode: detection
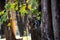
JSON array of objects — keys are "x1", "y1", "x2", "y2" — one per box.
[
  {"x1": 16, "y1": 11, "x2": 24, "y2": 37},
  {"x1": 9, "y1": 0, "x2": 16, "y2": 37},
  {"x1": 51, "y1": 0, "x2": 60, "y2": 40},
  {"x1": 41, "y1": 0, "x2": 54, "y2": 40},
  {"x1": 16, "y1": 0, "x2": 24, "y2": 37}
]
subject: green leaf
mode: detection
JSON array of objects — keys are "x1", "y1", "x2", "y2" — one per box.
[
  {"x1": 5, "y1": 2, "x2": 11, "y2": 10},
  {"x1": 0, "y1": 10, "x2": 4, "y2": 16},
  {"x1": 7, "y1": 23, "x2": 11, "y2": 27},
  {"x1": 0, "y1": 12, "x2": 8, "y2": 25}
]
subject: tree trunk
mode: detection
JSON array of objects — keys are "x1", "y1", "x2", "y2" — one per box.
[
  {"x1": 41, "y1": 0, "x2": 54, "y2": 40},
  {"x1": 51, "y1": 0, "x2": 60, "y2": 40},
  {"x1": 16, "y1": 0, "x2": 24, "y2": 37},
  {"x1": 4, "y1": 19, "x2": 12, "y2": 40},
  {"x1": 6, "y1": 0, "x2": 17, "y2": 40},
  {"x1": 10, "y1": 9, "x2": 16, "y2": 40},
  {"x1": 16, "y1": 11, "x2": 24, "y2": 37}
]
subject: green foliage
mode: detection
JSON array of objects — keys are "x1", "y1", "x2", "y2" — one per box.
[
  {"x1": 30, "y1": 0, "x2": 38, "y2": 8},
  {"x1": 7, "y1": 23, "x2": 11, "y2": 27},
  {"x1": 0, "y1": 1, "x2": 18, "y2": 25},
  {"x1": 30, "y1": 8, "x2": 41, "y2": 20},
  {"x1": 30, "y1": 9, "x2": 38, "y2": 15},
  {"x1": 30, "y1": 0, "x2": 41, "y2": 20},
  {"x1": 18, "y1": 0, "x2": 41, "y2": 20},
  {"x1": 0, "y1": 0, "x2": 41, "y2": 25},
  {"x1": 36, "y1": 12, "x2": 41, "y2": 20},
  {"x1": 10, "y1": 2, "x2": 18, "y2": 10},
  {"x1": 19, "y1": 4, "x2": 28, "y2": 16},
  {"x1": 5, "y1": 2, "x2": 11, "y2": 10},
  {"x1": 0, "y1": 2, "x2": 11, "y2": 25},
  {"x1": 0, "y1": 12, "x2": 8, "y2": 25},
  {"x1": 0, "y1": 10, "x2": 5, "y2": 16},
  {"x1": 5, "y1": 1, "x2": 18, "y2": 10}
]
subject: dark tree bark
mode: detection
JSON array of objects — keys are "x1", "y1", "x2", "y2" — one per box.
[
  {"x1": 51, "y1": 0, "x2": 60, "y2": 40},
  {"x1": 16, "y1": 11, "x2": 24, "y2": 37},
  {"x1": 41, "y1": 0, "x2": 54, "y2": 40},
  {"x1": 0, "y1": 0, "x2": 5, "y2": 11},
  {"x1": 4, "y1": 19, "x2": 13, "y2": 40},
  {"x1": 37, "y1": 0, "x2": 41, "y2": 12},
  {"x1": 16, "y1": 0, "x2": 29, "y2": 37},
  {"x1": 16, "y1": 0, "x2": 24, "y2": 37}
]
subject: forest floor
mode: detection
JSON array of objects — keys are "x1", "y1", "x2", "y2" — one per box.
[{"x1": 0, "y1": 34, "x2": 31, "y2": 40}]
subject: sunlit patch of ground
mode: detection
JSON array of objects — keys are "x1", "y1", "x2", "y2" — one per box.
[
  {"x1": 0, "y1": 38, "x2": 6, "y2": 40},
  {"x1": 23, "y1": 36, "x2": 31, "y2": 40},
  {"x1": 0, "y1": 35, "x2": 31, "y2": 40}
]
